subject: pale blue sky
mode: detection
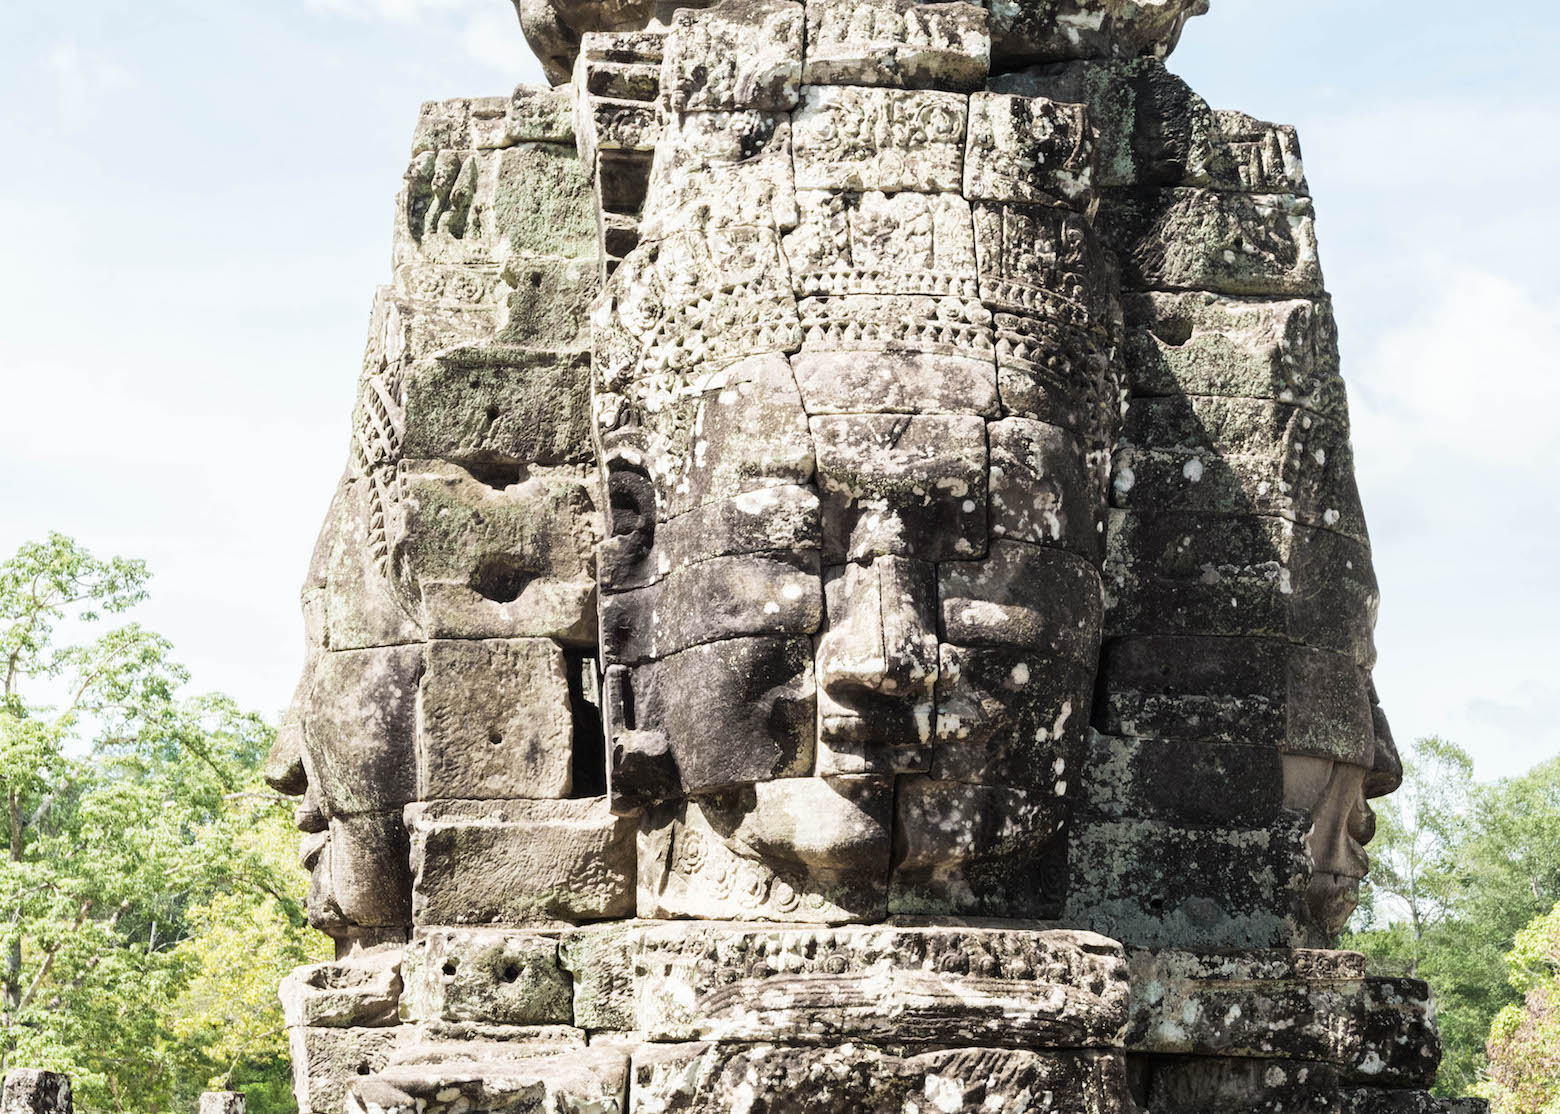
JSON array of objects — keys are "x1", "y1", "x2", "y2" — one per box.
[{"x1": 2, "y1": 0, "x2": 1557, "y2": 780}]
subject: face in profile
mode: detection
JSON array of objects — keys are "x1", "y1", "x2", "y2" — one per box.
[{"x1": 1289, "y1": 694, "x2": 1402, "y2": 935}]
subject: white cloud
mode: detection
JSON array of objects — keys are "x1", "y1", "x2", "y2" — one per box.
[
  {"x1": 44, "y1": 41, "x2": 133, "y2": 122},
  {"x1": 304, "y1": 0, "x2": 529, "y2": 74},
  {"x1": 305, "y1": 0, "x2": 485, "y2": 19},
  {"x1": 1350, "y1": 260, "x2": 1560, "y2": 480},
  {"x1": 1302, "y1": 101, "x2": 1560, "y2": 194},
  {"x1": 1346, "y1": 258, "x2": 1560, "y2": 780}
]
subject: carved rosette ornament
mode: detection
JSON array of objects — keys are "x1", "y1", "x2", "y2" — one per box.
[{"x1": 264, "y1": 2, "x2": 1485, "y2": 1112}]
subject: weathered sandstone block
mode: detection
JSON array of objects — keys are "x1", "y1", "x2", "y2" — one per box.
[
  {"x1": 626, "y1": 923, "x2": 1128, "y2": 1046},
  {"x1": 400, "y1": 929, "x2": 572, "y2": 1027},
  {"x1": 288, "y1": 1026, "x2": 406, "y2": 1114},
  {"x1": 281, "y1": 951, "x2": 404, "y2": 1029},
  {"x1": 405, "y1": 798, "x2": 635, "y2": 925},
  {"x1": 632, "y1": 1043, "x2": 1135, "y2": 1114}
]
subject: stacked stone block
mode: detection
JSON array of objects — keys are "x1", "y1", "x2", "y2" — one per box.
[{"x1": 271, "y1": 86, "x2": 625, "y2": 1112}]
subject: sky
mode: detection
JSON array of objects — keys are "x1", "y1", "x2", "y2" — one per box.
[{"x1": 2, "y1": 0, "x2": 1557, "y2": 781}]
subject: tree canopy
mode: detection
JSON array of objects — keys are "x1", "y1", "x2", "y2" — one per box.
[
  {"x1": 0, "y1": 534, "x2": 325, "y2": 1113},
  {"x1": 1347, "y1": 737, "x2": 1560, "y2": 1096}
]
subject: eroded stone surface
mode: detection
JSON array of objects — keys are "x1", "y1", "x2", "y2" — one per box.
[
  {"x1": 632, "y1": 1043, "x2": 1135, "y2": 1114},
  {"x1": 348, "y1": 1046, "x2": 627, "y2": 1114},
  {"x1": 400, "y1": 929, "x2": 573, "y2": 1028},
  {"x1": 282, "y1": 951, "x2": 404, "y2": 1029},
  {"x1": 405, "y1": 798, "x2": 635, "y2": 925},
  {"x1": 289, "y1": 1027, "x2": 407, "y2": 1114},
  {"x1": 628, "y1": 922, "x2": 1127, "y2": 1046}
]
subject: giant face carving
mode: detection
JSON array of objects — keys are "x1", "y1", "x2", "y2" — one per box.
[{"x1": 591, "y1": 56, "x2": 1122, "y2": 917}]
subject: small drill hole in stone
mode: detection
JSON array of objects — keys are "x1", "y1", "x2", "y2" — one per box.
[
  {"x1": 500, "y1": 964, "x2": 521, "y2": 983},
  {"x1": 442, "y1": 961, "x2": 458, "y2": 976},
  {"x1": 1151, "y1": 316, "x2": 1194, "y2": 347},
  {"x1": 461, "y1": 458, "x2": 519, "y2": 490},
  {"x1": 471, "y1": 556, "x2": 534, "y2": 603},
  {"x1": 355, "y1": 1064, "x2": 371, "y2": 1076},
  {"x1": 489, "y1": 729, "x2": 503, "y2": 746}
]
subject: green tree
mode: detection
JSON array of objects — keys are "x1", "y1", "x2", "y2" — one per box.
[
  {"x1": 1480, "y1": 902, "x2": 1560, "y2": 1113},
  {"x1": 1347, "y1": 736, "x2": 1476, "y2": 972},
  {"x1": 1347, "y1": 738, "x2": 1560, "y2": 1096},
  {"x1": 1445, "y1": 757, "x2": 1560, "y2": 1095},
  {"x1": 0, "y1": 533, "x2": 324, "y2": 1112}
]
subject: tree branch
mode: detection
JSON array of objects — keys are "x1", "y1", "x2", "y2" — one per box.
[{"x1": 17, "y1": 897, "x2": 94, "y2": 1010}]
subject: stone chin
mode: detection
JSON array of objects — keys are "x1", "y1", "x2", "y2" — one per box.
[
  {"x1": 510, "y1": 0, "x2": 1210, "y2": 87},
  {"x1": 1307, "y1": 870, "x2": 1364, "y2": 937}
]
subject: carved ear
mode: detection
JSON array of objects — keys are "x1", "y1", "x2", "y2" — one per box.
[{"x1": 599, "y1": 452, "x2": 656, "y2": 591}]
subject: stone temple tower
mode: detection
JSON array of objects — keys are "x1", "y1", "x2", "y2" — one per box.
[{"x1": 265, "y1": 1, "x2": 1487, "y2": 1110}]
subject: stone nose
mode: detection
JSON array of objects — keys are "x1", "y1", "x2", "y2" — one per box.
[{"x1": 817, "y1": 556, "x2": 939, "y2": 705}]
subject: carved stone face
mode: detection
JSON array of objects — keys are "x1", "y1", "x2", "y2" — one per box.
[
  {"x1": 591, "y1": 74, "x2": 1122, "y2": 918},
  {"x1": 1282, "y1": 690, "x2": 1403, "y2": 935}
]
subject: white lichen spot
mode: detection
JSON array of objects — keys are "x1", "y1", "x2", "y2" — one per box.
[
  {"x1": 1113, "y1": 466, "x2": 1136, "y2": 496},
  {"x1": 763, "y1": 601, "x2": 780, "y2": 615},
  {"x1": 1009, "y1": 662, "x2": 1030, "y2": 686},
  {"x1": 1053, "y1": 700, "x2": 1073, "y2": 738},
  {"x1": 924, "y1": 1074, "x2": 965, "y2": 1114},
  {"x1": 1182, "y1": 458, "x2": 1204, "y2": 483},
  {"x1": 1323, "y1": 508, "x2": 1340, "y2": 526},
  {"x1": 782, "y1": 582, "x2": 804, "y2": 601}
]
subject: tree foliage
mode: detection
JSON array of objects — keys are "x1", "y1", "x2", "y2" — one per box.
[
  {"x1": 1346, "y1": 738, "x2": 1560, "y2": 1097},
  {"x1": 0, "y1": 534, "x2": 325, "y2": 1112},
  {"x1": 1481, "y1": 903, "x2": 1560, "y2": 1113}
]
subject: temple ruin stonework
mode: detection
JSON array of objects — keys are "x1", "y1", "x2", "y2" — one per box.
[{"x1": 264, "y1": 1, "x2": 1486, "y2": 1110}]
